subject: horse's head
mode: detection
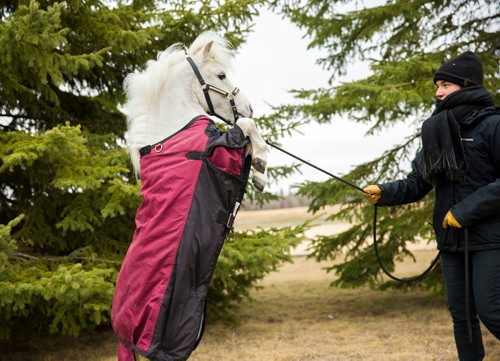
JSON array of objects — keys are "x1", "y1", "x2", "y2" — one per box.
[
  {"x1": 186, "y1": 32, "x2": 253, "y2": 121},
  {"x1": 125, "y1": 32, "x2": 254, "y2": 172}
]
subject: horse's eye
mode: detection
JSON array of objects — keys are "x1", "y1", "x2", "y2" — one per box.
[{"x1": 217, "y1": 72, "x2": 226, "y2": 80}]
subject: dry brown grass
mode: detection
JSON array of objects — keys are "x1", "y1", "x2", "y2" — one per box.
[
  {"x1": 187, "y1": 255, "x2": 499, "y2": 361},
  {"x1": 4, "y1": 207, "x2": 499, "y2": 360},
  {"x1": 234, "y1": 205, "x2": 342, "y2": 230}
]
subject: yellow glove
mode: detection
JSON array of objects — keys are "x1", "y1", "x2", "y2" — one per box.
[
  {"x1": 442, "y1": 210, "x2": 462, "y2": 229},
  {"x1": 362, "y1": 185, "x2": 381, "y2": 205}
]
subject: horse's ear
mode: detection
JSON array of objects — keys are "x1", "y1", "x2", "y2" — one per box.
[{"x1": 202, "y1": 41, "x2": 214, "y2": 59}]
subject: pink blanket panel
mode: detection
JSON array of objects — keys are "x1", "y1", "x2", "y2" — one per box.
[{"x1": 112, "y1": 119, "x2": 209, "y2": 352}]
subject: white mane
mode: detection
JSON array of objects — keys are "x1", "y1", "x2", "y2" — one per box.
[{"x1": 124, "y1": 32, "x2": 235, "y2": 173}]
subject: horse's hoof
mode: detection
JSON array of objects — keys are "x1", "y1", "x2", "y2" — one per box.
[
  {"x1": 252, "y1": 158, "x2": 266, "y2": 174},
  {"x1": 252, "y1": 179, "x2": 265, "y2": 192}
]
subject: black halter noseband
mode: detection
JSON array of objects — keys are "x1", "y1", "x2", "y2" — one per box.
[{"x1": 185, "y1": 55, "x2": 240, "y2": 124}]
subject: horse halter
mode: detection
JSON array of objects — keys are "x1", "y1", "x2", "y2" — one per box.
[{"x1": 185, "y1": 54, "x2": 240, "y2": 124}]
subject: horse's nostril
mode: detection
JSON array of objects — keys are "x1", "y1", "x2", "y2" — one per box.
[{"x1": 249, "y1": 105, "x2": 253, "y2": 117}]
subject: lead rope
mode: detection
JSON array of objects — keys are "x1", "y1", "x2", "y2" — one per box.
[
  {"x1": 264, "y1": 140, "x2": 364, "y2": 192},
  {"x1": 270, "y1": 142, "x2": 441, "y2": 280},
  {"x1": 264, "y1": 143, "x2": 442, "y2": 283}
]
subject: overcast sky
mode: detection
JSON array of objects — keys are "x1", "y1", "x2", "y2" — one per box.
[{"x1": 233, "y1": 9, "x2": 416, "y2": 194}]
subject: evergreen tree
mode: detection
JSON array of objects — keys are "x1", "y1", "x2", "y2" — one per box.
[
  {"x1": 0, "y1": 0, "x2": 304, "y2": 341},
  {"x1": 272, "y1": 0, "x2": 499, "y2": 288}
]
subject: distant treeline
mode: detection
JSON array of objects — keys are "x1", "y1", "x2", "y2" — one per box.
[{"x1": 243, "y1": 194, "x2": 311, "y2": 210}]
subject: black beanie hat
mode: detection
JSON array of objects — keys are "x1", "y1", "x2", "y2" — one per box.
[{"x1": 433, "y1": 51, "x2": 483, "y2": 87}]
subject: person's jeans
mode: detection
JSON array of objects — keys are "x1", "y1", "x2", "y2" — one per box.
[{"x1": 441, "y1": 249, "x2": 500, "y2": 361}]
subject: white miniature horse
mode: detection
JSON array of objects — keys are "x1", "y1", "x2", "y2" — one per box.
[{"x1": 124, "y1": 32, "x2": 267, "y2": 190}]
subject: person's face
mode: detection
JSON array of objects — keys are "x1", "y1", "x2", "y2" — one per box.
[{"x1": 435, "y1": 80, "x2": 461, "y2": 101}]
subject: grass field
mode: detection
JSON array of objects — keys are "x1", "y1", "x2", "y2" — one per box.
[{"x1": 4, "y1": 207, "x2": 499, "y2": 360}]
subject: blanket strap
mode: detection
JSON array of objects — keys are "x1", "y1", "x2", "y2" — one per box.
[{"x1": 217, "y1": 201, "x2": 241, "y2": 230}]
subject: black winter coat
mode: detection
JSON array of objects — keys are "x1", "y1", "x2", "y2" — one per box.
[{"x1": 378, "y1": 106, "x2": 500, "y2": 252}]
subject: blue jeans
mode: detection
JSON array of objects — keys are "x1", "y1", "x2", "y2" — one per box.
[{"x1": 441, "y1": 249, "x2": 500, "y2": 361}]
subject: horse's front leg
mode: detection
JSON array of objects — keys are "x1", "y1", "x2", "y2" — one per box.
[
  {"x1": 250, "y1": 165, "x2": 267, "y2": 192},
  {"x1": 235, "y1": 117, "x2": 268, "y2": 191}
]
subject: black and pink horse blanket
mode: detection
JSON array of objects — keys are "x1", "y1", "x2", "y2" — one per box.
[{"x1": 112, "y1": 115, "x2": 251, "y2": 361}]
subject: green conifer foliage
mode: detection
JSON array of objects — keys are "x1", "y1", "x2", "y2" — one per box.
[
  {"x1": 0, "y1": 0, "x2": 306, "y2": 341},
  {"x1": 272, "y1": 0, "x2": 499, "y2": 288}
]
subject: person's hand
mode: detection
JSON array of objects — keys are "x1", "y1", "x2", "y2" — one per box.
[
  {"x1": 362, "y1": 185, "x2": 381, "y2": 205},
  {"x1": 442, "y1": 210, "x2": 462, "y2": 229}
]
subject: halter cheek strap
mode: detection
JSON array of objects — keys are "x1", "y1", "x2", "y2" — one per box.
[{"x1": 185, "y1": 55, "x2": 239, "y2": 124}]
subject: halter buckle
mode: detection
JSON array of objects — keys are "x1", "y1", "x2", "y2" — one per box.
[{"x1": 186, "y1": 56, "x2": 240, "y2": 123}]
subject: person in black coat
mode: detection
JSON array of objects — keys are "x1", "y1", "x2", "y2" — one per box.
[{"x1": 363, "y1": 51, "x2": 500, "y2": 361}]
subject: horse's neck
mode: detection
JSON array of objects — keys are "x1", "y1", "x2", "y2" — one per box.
[{"x1": 149, "y1": 92, "x2": 207, "y2": 144}]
